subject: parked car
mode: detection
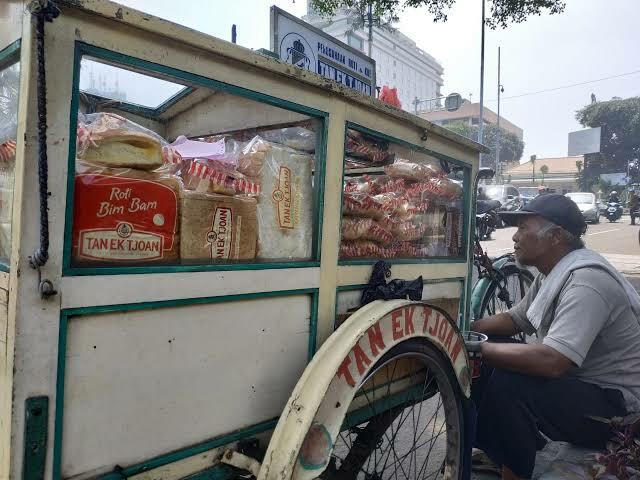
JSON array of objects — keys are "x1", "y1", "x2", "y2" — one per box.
[
  {"x1": 566, "y1": 192, "x2": 600, "y2": 223},
  {"x1": 518, "y1": 186, "x2": 539, "y2": 206},
  {"x1": 483, "y1": 184, "x2": 523, "y2": 212}
]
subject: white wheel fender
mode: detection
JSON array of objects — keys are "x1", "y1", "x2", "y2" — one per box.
[{"x1": 257, "y1": 300, "x2": 471, "y2": 480}]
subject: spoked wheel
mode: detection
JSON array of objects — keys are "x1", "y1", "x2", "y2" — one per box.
[
  {"x1": 320, "y1": 339, "x2": 464, "y2": 480},
  {"x1": 479, "y1": 263, "x2": 533, "y2": 318}
]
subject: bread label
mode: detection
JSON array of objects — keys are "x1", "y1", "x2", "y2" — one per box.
[
  {"x1": 73, "y1": 173, "x2": 178, "y2": 262},
  {"x1": 272, "y1": 166, "x2": 294, "y2": 230},
  {"x1": 79, "y1": 224, "x2": 163, "y2": 260},
  {"x1": 208, "y1": 207, "x2": 234, "y2": 259}
]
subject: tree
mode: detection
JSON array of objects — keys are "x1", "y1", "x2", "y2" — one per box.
[
  {"x1": 540, "y1": 164, "x2": 549, "y2": 184},
  {"x1": 443, "y1": 121, "x2": 524, "y2": 168},
  {"x1": 575, "y1": 96, "x2": 640, "y2": 174},
  {"x1": 310, "y1": 0, "x2": 566, "y2": 29}
]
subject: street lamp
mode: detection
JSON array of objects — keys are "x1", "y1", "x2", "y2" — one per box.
[{"x1": 496, "y1": 47, "x2": 504, "y2": 181}]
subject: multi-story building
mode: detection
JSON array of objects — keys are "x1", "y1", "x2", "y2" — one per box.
[
  {"x1": 420, "y1": 99, "x2": 524, "y2": 140},
  {"x1": 303, "y1": 4, "x2": 444, "y2": 112}
]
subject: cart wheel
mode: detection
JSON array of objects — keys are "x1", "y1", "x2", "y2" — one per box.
[{"x1": 307, "y1": 339, "x2": 464, "y2": 480}]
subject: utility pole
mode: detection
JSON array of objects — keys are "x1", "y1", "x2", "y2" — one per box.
[
  {"x1": 496, "y1": 46, "x2": 503, "y2": 181},
  {"x1": 478, "y1": 0, "x2": 486, "y2": 158},
  {"x1": 367, "y1": 3, "x2": 373, "y2": 58}
]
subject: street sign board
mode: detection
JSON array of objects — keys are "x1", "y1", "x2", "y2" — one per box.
[
  {"x1": 568, "y1": 127, "x2": 601, "y2": 156},
  {"x1": 270, "y1": 6, "x2": 376, "y2": 96},
  {"x1": 600, "y1": 172, "x2": 627, "y2": 186}
]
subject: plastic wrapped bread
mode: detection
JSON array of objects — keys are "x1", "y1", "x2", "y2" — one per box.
[
  {"x1": 76, "y1": 113, "x2": 166, "y2": 170},
  {"x1": 243, "y1": 137, "x2": 313, "y2": 260},
  {"x1": 180, "y1": 190, "x2": 257, "y2": 261},
  {"x1": 72, "y1": 162, "x2": 180, "y2": 264}
]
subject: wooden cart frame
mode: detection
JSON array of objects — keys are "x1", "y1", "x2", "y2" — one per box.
[{"x1": 0, "y1": 2, "x2": 485, "y2": 479}]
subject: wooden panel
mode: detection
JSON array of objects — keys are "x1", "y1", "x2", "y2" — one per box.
[
  {"x1": 337, "y1": 263, "x2": 468, "y2": 287},
  {"x1": 62, "y1": 294, "x2": 311, "y2": 477},
  {"x1": 60, "y1": 267, "x2": 320, "y2": 309}
]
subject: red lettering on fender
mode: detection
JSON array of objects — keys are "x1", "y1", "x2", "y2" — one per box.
[
  {"x1": 404, "y1": 306, "x2": 416, "y2": 336},
  {"x1": 337, "y1": 356, "x2": 355, "y2": 387},
  {"x1": 449, "y1": 337, "x2": 462, "y2": 363},
  {"x1": 367, "y1": 323, "x2": 386, "y2": 357},
  {"x1": 353, "y1": 344, "x2": 371, "y2": 375},
  {"x1": 444, "y1": 325, "x2": 455, "y2": 351},
  {"x1": 438, "y1": 318, "x2": 448, "y2": 342},
  {"x1": 392, "y1": 310, "x2": 404, "y2": 340},
  {"x1": 427, "y1": 309, "x2": 440, "y2": 336}
]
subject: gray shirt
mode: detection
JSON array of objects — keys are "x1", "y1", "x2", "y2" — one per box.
[{"x1": 509, "y1": 267, "x2": 640, "y2": 411}]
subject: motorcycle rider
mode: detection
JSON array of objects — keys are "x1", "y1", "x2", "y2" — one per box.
[{"x1": 609, "y1": 190, "x2": 621, "y2": 203}]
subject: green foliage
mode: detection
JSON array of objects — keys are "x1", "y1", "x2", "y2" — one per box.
[
  {"x1": 443, "y1": 120, "x2": 524, "y2": 166},
  {"x1": 540, "y1": 164, "x2": 549, "y2": 183},
  {"x1": 310, "y1": 0, "x2": 566, "y2": 28},
  {"x1": 575, "y1": 97, "x2": 640, "y2": 173}
]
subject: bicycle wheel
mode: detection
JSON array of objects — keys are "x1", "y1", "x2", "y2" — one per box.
[
  {"x1": 316, "y1": 339, "x2": 464, "y2": 480},
  {"x1": 479, "y1": 263, "x2": 534, "y2": 318}
]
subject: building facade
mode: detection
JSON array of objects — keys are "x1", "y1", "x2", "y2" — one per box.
[
  {"x1": 303, "y1": 5, "x2": 444, "y2": 112},
  {"x1": 503, "y1": 155, "x2": 583, "y2": 193},
  {"x1": 420, "y1": 100, "x2": 523, "y2": 140}
]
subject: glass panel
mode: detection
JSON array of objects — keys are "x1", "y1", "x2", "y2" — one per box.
[
  {"x1": 71, "y1": 54, "x2": 321, "y2": 269},
  {"x1": 80, "y1": 58, "x2": 188, "y2": 109},
  {"x1": 0, "y1": 60, "x2": 19, "y2": 265},
  {"x1": 341, "y1": 128, "x2": 465, "y2": 260}
]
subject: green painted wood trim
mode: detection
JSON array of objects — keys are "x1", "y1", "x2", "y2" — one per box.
[
  {"x1": 0, "y1": 263, "x2": 9, "y2": 273},
  {"x1": 182, "y1": 464, "x2": 235, "y2": 480},
  {"x1": 53, "y1": 288, "x2": 318, "y2": 480},
  {"x1": 63, "y1": 41, "x2": 329, "y2": 276},
  {"x1": 62, "y1": 44, "x2": 82, "y2": 275},
  {"x1": 0, "y1": 39, "x2": 21, "y2": 69},
  {"x1": 63, "y1": 261, "x2": 321, "y2": 277},
  {"x1": 78, "y1": 43, "x2": 329, "y2": 119},
  {"x1": 23, "y1": 397, "x2": 49, "y2": 480},
  {"x1": 97, "y1": 419, "x2": 278, "y2": 480},
  {"x1": 154, "y1": 86, "x2": 196, "y2": 115},
  {"x1": 338, "y1": 257, "x2": 468, "y2": 266}
]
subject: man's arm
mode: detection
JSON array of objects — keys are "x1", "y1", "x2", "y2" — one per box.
[
  {"x1": 470, "y1": 312, "x2": 522, "y2": 337},
  {"x1": 481, "y1": 342, "x2": 573, "y2": 378}
]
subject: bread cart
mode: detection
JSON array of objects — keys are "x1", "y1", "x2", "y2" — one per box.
[{"x1": 0, "y1": 2, "x2": 485, "y2": 479}]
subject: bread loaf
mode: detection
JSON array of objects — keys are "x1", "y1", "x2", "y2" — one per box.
[
  {"x1": 72, "y1": 163, "x2": 180, "y2": 264},
  {"x1": 180, "y1": 191, "x2": 257, "y2": 261}
]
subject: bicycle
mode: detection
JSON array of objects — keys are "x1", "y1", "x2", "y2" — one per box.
[{"x1": 470, "y1": 168, "x2": 534, "y2": 328}]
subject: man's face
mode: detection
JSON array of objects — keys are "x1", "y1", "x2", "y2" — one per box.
[{"x1": 512, "y1": 216, "x2": 554, "y2": 267}]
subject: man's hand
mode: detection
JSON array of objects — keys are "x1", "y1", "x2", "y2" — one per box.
[
  {"x1": 471, "y1": 312, "x2": 521, "y2": 337},
  {"x1": 481, "y1": 342, "x2": 574, "y2": 378}
]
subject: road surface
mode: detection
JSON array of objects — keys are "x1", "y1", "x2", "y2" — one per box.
[{"x1": 481, "y1": 215, "x2": 640, "y2": 277}]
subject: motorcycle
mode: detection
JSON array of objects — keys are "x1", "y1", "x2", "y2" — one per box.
[
  {"x1": 476, "y1": 199, "x2": 501, "y2": 240},
  {"x1": 605, "y1": 201, "x2": 623, "y2": 222}
]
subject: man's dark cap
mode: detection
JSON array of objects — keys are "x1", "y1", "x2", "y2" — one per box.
[{"x1": 499, "y1": 193, "x2": 587, "y2": 237}]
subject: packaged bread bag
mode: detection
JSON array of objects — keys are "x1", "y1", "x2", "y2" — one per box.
[
  {"x1": 72, "y1": 113, "x2": 181, "y2": 264},
  {"x1": 240, "y1": 136, "x2": 313, "y2": 260},
  {"x1": 180, "y1": 190, "x2": 257, "y2": 261}
]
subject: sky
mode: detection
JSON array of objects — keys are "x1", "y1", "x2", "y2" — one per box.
[{"x1": 114, "y1": 0, "x2": 640, "y2": 162}]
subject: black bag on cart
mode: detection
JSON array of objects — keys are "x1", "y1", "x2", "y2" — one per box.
[{"x1": 360, "y1": 261, "x2": 423, "y2": 306}]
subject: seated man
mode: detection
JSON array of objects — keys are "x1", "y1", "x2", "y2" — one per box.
[{"x1": 471, "y1": 194, "x2": 640, "y2": 480}]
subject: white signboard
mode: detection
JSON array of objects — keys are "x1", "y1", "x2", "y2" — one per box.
[
  {"x1": 270, "y1": 6, "x2": 376, "y2": 96},
  {"x1": 568, "y1": 127, "x2": 601, "y2": 156},
  {"x1": 600, "y1": 172, "x2": 627, "y2": 186}
]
